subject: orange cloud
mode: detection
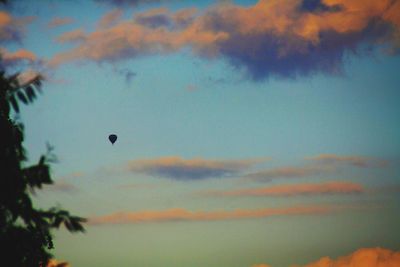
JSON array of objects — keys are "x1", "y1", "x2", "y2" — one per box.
[
  {"x1": 89, "y1": 205, "x2": 332, "y2": 225},
  {"x1": 306, "y1": 154, "x2": 389, "y2": 168},
  {"x1": 1, "y1": 47, "x2": 36, "y2": 62},
  {"x1": 0, "y1": 48, "x2": 41, "y2": 72},
  {"x1": 251, "y1": 265, "x2": 272, "y2": 267},
  {"x1": 205, "y1": 181, "x2": 364, "y2": 197},
  {"x1": 46, "y1": 259, "x2": 70, "y2": 267},
  {"x1": 48, "y1": 17, "x2": 74, "y2": 28},
  {"x1": 290, "y1": 247, "x2": 400, "y2": 267},
  {"x1": 49, "y1": 0, "x2": 400, "y2": 79},
  {"x1": 56, "y1": 29, "x2": 86, "y2": 43},
  {"x1": 97, "y1": 9, "x2": 123, "y2": 28}
]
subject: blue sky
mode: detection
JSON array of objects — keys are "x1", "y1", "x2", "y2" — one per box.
[{"x1": 1, "y1": 0, "x2": 400, "y2": 266}]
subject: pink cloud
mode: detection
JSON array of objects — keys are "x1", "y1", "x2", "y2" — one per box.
[
  {"x1": 89, "y1": 205, "x2": 333, "y2": 225},
  {"x1": 306, "y1": 154, "x2": 389, "y2": 168},
  {"x1": 244, "y1": 165, "x2": 334, "y2": 181},
  {"x1": 204, "y1": 181, "x2": 364, "y2": 197}
]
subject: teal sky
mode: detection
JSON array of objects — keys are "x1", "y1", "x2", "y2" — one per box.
[{"x1": 2, "y1": 0, "x2": 400, "y2": 266}]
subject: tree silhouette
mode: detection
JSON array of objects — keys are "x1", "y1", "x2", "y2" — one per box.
[{"x1": 0, "y1": 68, "x2": 86, "y2": 266}]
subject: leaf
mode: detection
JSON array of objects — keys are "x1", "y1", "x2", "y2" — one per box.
[
  {"x1": 25, "y1": 86, "x2": 36, "y2": 102},
  {"x1": 64, "y1": 220, "x2": 73, "y2": 232},
  {"x1": 17, "y1": 91, "x2": 28, "y2": 104},
  {"x1": 52, "y1": 216, "x2": 63, "y2": 228},
  {"x1": 9, "y1": 95, "x2": 19, "y2": 113}
]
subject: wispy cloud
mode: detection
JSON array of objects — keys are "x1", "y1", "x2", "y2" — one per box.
[
  {"x1": 244, "y1": 154, "x2": 389, "y2": 182},
  {"x1": 47, "y1": 17, "x2": 74, "y2": 28},
  {"x1": 306, "y1": 154, "x2": 389, "y2": 168},
  {"x1": 0, "y1": 11, "x2": 34, "y2": 44},
  {"x1": 244, "y1": 165, "x2": 334, "y2": 182},
  {"x1": 97, "y1": 9, "x2": 123, "y2": 28},
  {"x1": 89, "y1": 205, "x2": 332, "y2": 225},
  {"x1": 0, "y1": 47, "x2": 37, "y2": 65},
  {"x1": 125, "y1": 156, "x2": 268, "y2": 180},
  {"x1": 56, "y1": 29, "x2": 86, "y2": 43},
  {"x1": 202, "y1": 181, "x2": 364, "y2": 197},
  {"x1": 50, "y1": 0, "x2": 400, "y2": 80},
  {"x1": 43, "y1": 180, "x2": 78, "y2": 193},
  {"x1": 95, "y1": 0, "x2": 164, "y2": 7}
]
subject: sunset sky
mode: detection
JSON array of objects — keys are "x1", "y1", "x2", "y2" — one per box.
[{"x1": 1, "y1": 0, "x2": 400, "y2": 266}]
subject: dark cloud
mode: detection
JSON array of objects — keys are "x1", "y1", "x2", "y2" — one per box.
[
  {"x1": 0, "y1": 11, "x2": 34, "y2": 44},
  {"x1": 114, "y1": 67, "x2": 136, "y2": 84},
  {"x1": 95, "y1": 0, "x2": 162, "y2": 7},
  {"x1": 125, "y1": 157, "x2": 267, "y2": 180},
  {"x1": 135, "y1": 8, "x2": 171, "y2": 28},
  {"x1": 300, "y1": 0, "x2": 343, "y2": 13}
]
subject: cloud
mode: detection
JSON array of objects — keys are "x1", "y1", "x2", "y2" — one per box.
[
  {"x1": 244, "y1": 165, "x2": 334, "y2": 182},
  {"x1": 203, "y1": 181, "x2": 364, "y2": 197},
  {"x1": 43, "y1": 180, "x2": 78, "y2": 193},
  {"x1": 251, "y1": 265, "x2": 272, "y2": 267},
  {"x1": 113, "y1": 67, "x2": 136, "y2": 84},
  {"x1": 306, "y1": 154, "x2": 389, "y2": 168},
  {"x1": 290, "y1": 247, "x2": 400, "y2": 267},
  {"x1": 0, "y1": 48, "x2": 45, "y2": 83},
  {"x1": 369, "y1": 184, "x2": 400, "y2": 194},
  {"x1": 48, "y1": 6, "x2": 226, "y2": 67},
  {"x1": 0, "y1": 11, "x2": 34, "y2": 44},
  {"x1": 89, "y1": 205, "x2": 332, "y2": 225},
  {"x1": 95, "y1": 0, "x2": 163, "y2": 7},
  {"x1": 186, "y1": 84, "x2": 198, "y2": 92},
  {"x1": 0, "y1": 47, "x2": 36, "y2": 65},
  {"x1": 98, "y1": 9, "x2": 123, "y2": 28},
  {"x1": 50, "y1": 0, "x2": 400, "y2": 80},
  {"x1": 134, "y1": 7, "x2": 171, "y2": 28},
  {"x1": 15, "y1": 68, "x2": 41, "y2": 84},
  {"x1": 47, "y1": 17, "x2": 74, "y2": 28},
  {"x1": 125, "y1": 156, "x2": 267, "y2": 180},
  {"x1": 46, "y1": 259, "x2": 70, "y2": 267},
  {"x1": 56, "y1": 29, "x2": 86, "y2": 43}
]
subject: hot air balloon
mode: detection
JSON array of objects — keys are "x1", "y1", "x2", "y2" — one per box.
[{"x1": 108, "y1": 134, "x2": 117, "y2": 145}]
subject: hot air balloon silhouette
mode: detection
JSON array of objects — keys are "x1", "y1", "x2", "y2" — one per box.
[{"x1": 108, "y1": 134, "x2": 117, "y2": 145}]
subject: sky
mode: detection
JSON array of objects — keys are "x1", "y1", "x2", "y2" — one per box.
[{"x1": 1, "y1": 0, "x2": 400, "y2": 266}]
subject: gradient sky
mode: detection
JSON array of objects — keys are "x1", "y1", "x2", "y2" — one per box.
[{"x1": 2, "y1": 0, "x2": 400, "y2": 266}]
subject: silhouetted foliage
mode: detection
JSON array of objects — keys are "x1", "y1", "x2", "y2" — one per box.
[{"x1": 0, "y1": 68, "x2": 86, "y2": 266}]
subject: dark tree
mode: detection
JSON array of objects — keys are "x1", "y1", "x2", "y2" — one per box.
[{"x1": 0, "y1": 68, "x2": 86, "y2": 266}]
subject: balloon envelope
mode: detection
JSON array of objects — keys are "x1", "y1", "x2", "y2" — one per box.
[{"x1": 108, "y1": 134, "x2": 117, "y2": 145}]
